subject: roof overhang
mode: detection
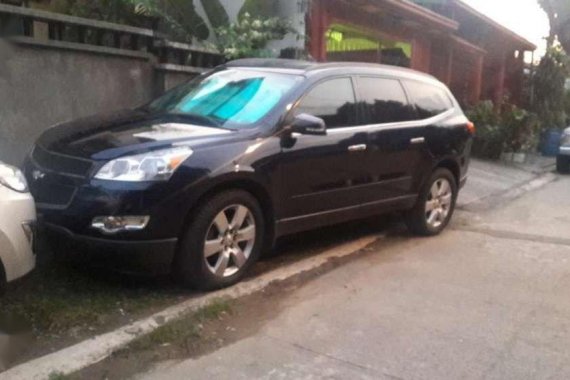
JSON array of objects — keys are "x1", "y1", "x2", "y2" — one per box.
[
  {"x1": 349, "y1": 0, "x2": 459, "y2": 32},
  {"x1": 453, "y1": 0, "x2": 536, "y2": 51},
  {"x1": 451, "y1": 35, "x2": 487, "y2": 56}
]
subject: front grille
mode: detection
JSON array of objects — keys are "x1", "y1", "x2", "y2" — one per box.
[
  {"x1": 31, "y1": 180, "x2": 77, "y2": 207},
  {"x1": 32, "y1": 145, "x2": 93, "y2": 177},
  {"x1": 27, "y1": 145, "x2": 93, "y2": 207}
]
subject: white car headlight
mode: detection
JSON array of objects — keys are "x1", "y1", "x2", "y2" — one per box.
[
  {"x1": 94, "y1": 146, "x2": 193, "y2": 182},
  {"x1": 0, "y1": 162, "x2": 28, "y2": 193}
]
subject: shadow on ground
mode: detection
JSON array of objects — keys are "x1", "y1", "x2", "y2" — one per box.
[{"x1": 0, "y1": 213, "x2": 404, "y2": 369}]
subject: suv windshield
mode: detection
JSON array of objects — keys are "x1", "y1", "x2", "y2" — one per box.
[{"x1": 148, "y1": 69, "x2": 302, "y2": 129}]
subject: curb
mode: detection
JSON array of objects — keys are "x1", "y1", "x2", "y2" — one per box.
[
  {"x1": 0, "y1": 236, "x2": 379, "y2": 380},
  {"x1": 458, "y1": 173, "x2": 557, "y2": 212}
]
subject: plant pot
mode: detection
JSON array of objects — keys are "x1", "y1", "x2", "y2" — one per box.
[
  {"x1": 512, "y1": 152, "x2": 527, "y2": 164},
  {"x1": 501, "y1": 152, "x2": 514, "y2": 162},
  {"x1": 540, "y1": 129, "x2": 562, "y2": 157}
]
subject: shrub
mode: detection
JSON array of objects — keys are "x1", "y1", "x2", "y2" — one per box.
[
  {"x1": 467, "y1": 101, "x2": 503, "y2": 159},
  {"x1": 467, "y1": 100, "x2": 539, "y2": 159},
  {"x1": 531, "y1": 48, "x2": 570, "y2": 130}
]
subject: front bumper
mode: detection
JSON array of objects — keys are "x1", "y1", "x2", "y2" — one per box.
[
  {"x1": 0, "y1": 187, "x2": 36, "y2": 283},
  {"x1": 559, "y1": 146, "x2": 570, "y2": 156},
  {"x1": 41, "y1": 223, "x2": 178, "y2": 275}
]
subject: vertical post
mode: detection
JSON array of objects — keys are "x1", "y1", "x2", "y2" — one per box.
[
  {"x1": 529, "y1": 50, "x2": 535, "y2": 107},
  {"x1": 308, "y1": 0, "x2": 328, "y2": 62},
  {"x1": 472, "y1": 55, "x2": 483, "y2": 104},
  {"x1": 493, "y1": 54, "x2": 506, "y2": 104},
  {"x1": 411, "y1": 37, "x2": 431, "y2": 72},
  {"x1": 445, "y1": 46, "x2": 453, "y2": 86}
]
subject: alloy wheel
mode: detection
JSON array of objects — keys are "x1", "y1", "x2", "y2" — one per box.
[
  {"x1": 425, "y1": 178, "x2": 453, "y2": 229},
  {"x1": 203, "y1": 204, "x2": 256, "y2": 278}
]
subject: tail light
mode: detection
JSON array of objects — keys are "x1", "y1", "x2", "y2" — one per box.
[{"x1": 466, "y1": 121, "x2": 476, "y2": 135}]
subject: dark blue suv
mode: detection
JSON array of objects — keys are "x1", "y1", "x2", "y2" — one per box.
[{"x1": 25, "y1": 59, "x2": 473, "y2": 290}]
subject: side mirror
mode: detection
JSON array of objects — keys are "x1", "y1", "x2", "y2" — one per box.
[{"x1": 290, "y1": 113, "x2": 327, "y2": 136}]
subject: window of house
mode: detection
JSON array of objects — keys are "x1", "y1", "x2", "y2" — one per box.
[
  {"x1": 358, "y1": 77, "x2": 416, "y2": 124},
  {"x1": 404, "y1": 80, "x2": 454, "y2": 119},
  {"x1": 296, "y1": 78, "x2": 358, "y2": 128}
]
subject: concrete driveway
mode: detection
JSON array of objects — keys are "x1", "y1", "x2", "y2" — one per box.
[{"x1": 139, "y1": 173, "x2": 570, "y2": 380}]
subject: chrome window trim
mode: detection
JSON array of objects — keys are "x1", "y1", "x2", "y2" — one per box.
[{"x1": 327, "y1": 108, "x2": 455, "y2": 135}]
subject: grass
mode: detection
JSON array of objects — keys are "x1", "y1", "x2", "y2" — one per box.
[
  {"x1": 0, "y1": 257, "x2": 185, "y2": 337},
  {"x1": 48, "y1": 372, "x2": 70, "y2": 380},
  {"x1": 127, "y1": 298, "x2": 232, "y2": 352}
]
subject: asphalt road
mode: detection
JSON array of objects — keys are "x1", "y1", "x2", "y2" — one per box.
[{"x1": 139, "y1": 172, "x2": 570, "y2": 379}]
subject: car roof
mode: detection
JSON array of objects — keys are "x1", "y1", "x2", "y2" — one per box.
[{"x1": 224, "y1": 58, "x2": 443, "y2": 86}]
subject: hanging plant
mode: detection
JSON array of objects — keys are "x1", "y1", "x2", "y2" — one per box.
[
  {"x1": 124, "y1": 0, "x2": 210, "y2": 41},
  {"x1": 215, "y1": 12, "x2": 296, "y2": 60}
]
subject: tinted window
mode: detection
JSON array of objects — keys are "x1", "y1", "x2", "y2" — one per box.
[
  {"x1": 405, "y1": 80, "x2": 454, "y2": 119},
  {"x1": 296, "y1": 78, "x2": 358, "y2": 128},
  {"x1": 358, "y1": 77, "x2": 416, "y2": 124}
]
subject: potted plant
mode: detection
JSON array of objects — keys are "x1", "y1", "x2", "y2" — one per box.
[
  {"x1": 501, "y1": 105, "x2": 540, "y2": 163},
  {"x1": 467, "y1": 101, "x2": 504, "y2": 159}
]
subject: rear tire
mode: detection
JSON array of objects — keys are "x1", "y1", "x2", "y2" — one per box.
[
  {"x1": 557, "y1": 155, "x2": 570, "y2": 174},
  {"x1": 406, "y1": 168, "x2": 458, "y2": 236},
  {"x1": 175, "y1": 190, "x2": 264, "y2": 291},
  {"x1": 0, "y1": 260, "x2": 6, "y2": 296}
]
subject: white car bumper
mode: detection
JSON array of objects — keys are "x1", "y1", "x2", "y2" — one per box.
[{"x1": 0, "y1": 186, "x2": 36, "y2": 283}]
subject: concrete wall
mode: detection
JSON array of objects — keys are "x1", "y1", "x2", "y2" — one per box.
[{"x1": 0, "y1": 39, "x2": 195, "y2": 165}]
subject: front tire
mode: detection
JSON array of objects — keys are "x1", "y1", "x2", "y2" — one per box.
[
  {"x1": 406, "y1": 168, "x2": 458, "y2": 236},
  {"x1": 557, "y1": 155, "x2": 570, "y2": 174},
  {"x1": 175, "y1": 190, "x2": 264, "y2": 291}
]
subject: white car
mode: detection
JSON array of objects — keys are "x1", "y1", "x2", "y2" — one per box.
[{"x1": 0, "y1": 161, "x2": 35, "y2": 291}]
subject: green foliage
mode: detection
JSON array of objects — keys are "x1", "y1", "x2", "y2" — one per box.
[
  {"x1": 532, "y1": 48, "x2": 570, "y2": 129},
  {"x1": 50, "y1": 0, "x2": 210, "y2": 42},
  {"x1": 215, "y1": 12, "x2": 296, "y2": 60},
  {"x1": 501, "y1": 103, "x2": 540, "y2": 153},
  {"x1": 238, "y1": 0, "x2": 277, "y2": 19},
  {"x1": 467, "y1": 99, "x2": 540, "y2": 159},
  {"x1": 200, "y1": 0, "x2": 229, "y2": 30},
  {"x1": 467, "y1": 101, "x2": 504, "y2": 159},
  {"x1": 127, "y1": 0, "x2": 210, "y2": 41},
  {"x1": 50, "y1": 0, "x2": 136, "y2": 23},
  {"x1": 539, "y1": 0, "x2": 570, "y2": 51}
]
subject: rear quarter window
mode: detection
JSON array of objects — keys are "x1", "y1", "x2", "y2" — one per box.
[{"x1": 404, "y1": 80, "x2": 454, "y2": 119}]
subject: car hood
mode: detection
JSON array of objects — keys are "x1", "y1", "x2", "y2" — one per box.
[{"x1": 37, "y1": 110, "x2": 254, "y2": 160}]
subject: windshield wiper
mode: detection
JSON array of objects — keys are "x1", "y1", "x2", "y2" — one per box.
[{"x1": 166, "y1": 112, "x2": 233, "y2": 130}]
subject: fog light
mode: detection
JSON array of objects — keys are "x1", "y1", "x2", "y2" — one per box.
[
  {"x1": 21, "y1": 221, "x2": 34, "y2": 245},
  {"x1": 91, "y1": 216, "x2": 150, "y2": 234}
]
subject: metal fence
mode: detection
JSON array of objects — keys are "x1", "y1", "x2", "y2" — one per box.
[{"x1": 0, "y1": 3, "x2": 223, "y2": 69}]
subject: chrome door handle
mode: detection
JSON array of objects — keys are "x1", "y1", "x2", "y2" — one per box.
[
  {"x1": 410, "y1": 137, "x2": 425, "y2": 145},
  {"x1": 348, "y1": 144, "x2": 367, "y2": 152}
]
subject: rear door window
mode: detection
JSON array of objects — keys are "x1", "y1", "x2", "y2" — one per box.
[
  {"x1": 357, "y1": 77, "x2": 416, "y2": 124},
  {"x1": 295, "y1": 78, "x2": 358, "y2": 129},
  {"x1": 404, "y1": 80, "x2": 454, "y2": 119}
]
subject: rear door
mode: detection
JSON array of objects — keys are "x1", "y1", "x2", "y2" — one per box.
[
  {"x1": 355, "y1": 76, "x2": 430, "y2": 201},
  {"x1": 277, "y1": 77, "x2": 370, "y2": 220}
]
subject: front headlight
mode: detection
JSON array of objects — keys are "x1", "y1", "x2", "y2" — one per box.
[
  {"x1": 0, "y1": 162, "x2": 28, "y2": 193},
  {"x1": 94, "y1": 146, "x2": 193, "y2": 182}
]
